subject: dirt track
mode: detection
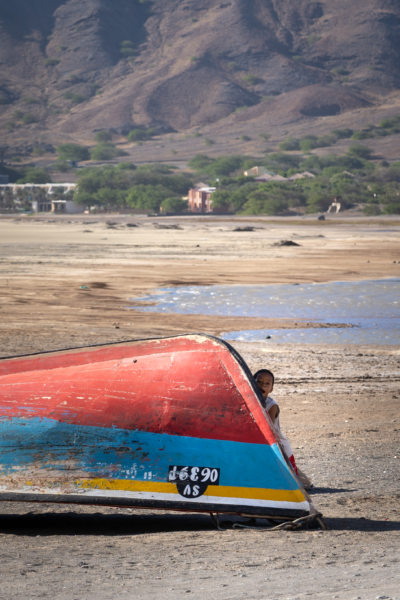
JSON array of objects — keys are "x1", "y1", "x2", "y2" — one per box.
[{"x1": 0, "y1": 214, "x2": 399, "y2": 600}]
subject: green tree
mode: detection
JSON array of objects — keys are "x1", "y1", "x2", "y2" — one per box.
[
  {"x1": 383, "y1": 201, "x2": 400, "y2": 214},
  {"x1": 264, "y1": 152, "x2": 301, "y2": 175},
  {"x1": 51, "y1": 160, "x2": 71, "y2": 173},
  {"x1": 95, "y1": 130, "x2": 112, "y2": 143},
  {"x1": 316, "y1": 133, "x2": 339, "y2": 147},
  {"x1": 0, "y1": 165, "x2": 24, "y2": 182},
  {"x1": 305, "y1": 191, "x2": 331, "y2": 213},
  {"x1": 279, "y1": 137, "x2": 300, "y2": 151},
  {"x1": 301, "y1": 178, "x2": 331, "y2": 212},
  {"x1": 209, "y1": 189, "x2": 232, "y2": 212},
  {"x1": 17, "y1": 167, "x2": 51, "y2": 183},
  {"x1": 90, "y1": 143, "x2": 125, "y2": 161},
  {"x1": 127, "y1": 127, "x2": 155, "y2": 142},
  {"x1": 160, "y1": 196, "x2": 188, "y2": 213},
  {"x1": 74, "y1": 165, "x2": 136, "y2": 206},
  {"x1": 187, "y1": 154, "x2": 213, "y2": 171},
  {"x1": 378, "y1": 115, "x2": 400, "y2": 132},
  {"x1": 21, "y1": 113, "x2": 38, "y2": 124},
  {"x1": 363, "y1": 204, "x2": 381, "y2": 216},
  {"x1": 300, "y1": 152, "x2": 368, "y2": 174},
  {"x1": 385, "y1": 162, "x2": 400, "y2": 182},
  {"x1": 116, "y1": 162, "x2": 137, "y2": 171},
  {"x1": 135, "y1": 163, "x2": 174, "y2": 175},
  {"x1": 208, "y1": 181, "x2": 258, "y2": 213},
  {"x1": 331, "y1": 128, "x2": 353, "y2": 139},
  {"x1": 206, "y1": 155, "x2": 245, "y2": 177},
  {"x1": 299, "y1": 137, "x2": 317, "y2": 152},
  {"x1": 347, "y1": 144, "x2": 373, "y2": 160},
  {"x1": 188, "y1": 155, "x2": 247, "y2": 178},
  {"x1": 242, "y1": 189, "x2": 289, "y2": 215},
  {"x1": 93, "y1": 187, "x2": 128, "y2": 208},
  {"x1": 56, "y1": 143, "x2": 89, "y2": 162},
  {"x1": 126, "y1": 184, "x2": 171, "y2": 212}
]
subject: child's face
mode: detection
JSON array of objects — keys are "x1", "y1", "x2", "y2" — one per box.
[{"x1": 255, "y1": 373, "x2": 274, "y2": 399}]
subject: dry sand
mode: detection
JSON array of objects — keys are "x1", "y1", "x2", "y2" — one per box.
[{"x1": 0, "y1": 213, "x2": 399, "y2": 600}]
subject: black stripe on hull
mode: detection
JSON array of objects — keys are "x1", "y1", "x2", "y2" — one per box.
[{"x1": 0, "y1": 492, "x2": 309, "y2": 520}]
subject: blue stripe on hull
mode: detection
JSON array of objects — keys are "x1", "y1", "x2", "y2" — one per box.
[{"x1": 0, "y1": 417, "x2": 298, "y2": 491}]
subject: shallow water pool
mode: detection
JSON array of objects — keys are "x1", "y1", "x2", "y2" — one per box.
[{"x1": 130, "y1": 279, "x2": 400, "y2": 345}]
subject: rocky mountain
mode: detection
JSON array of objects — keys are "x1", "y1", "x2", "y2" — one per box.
[{"x1": 1, "y1": 0, "x2": 400, "y2": 153}]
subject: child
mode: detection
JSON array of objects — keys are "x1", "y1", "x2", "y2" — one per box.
[{"x1": 253, "y1": 368, "x2": 313, "y2": 491}]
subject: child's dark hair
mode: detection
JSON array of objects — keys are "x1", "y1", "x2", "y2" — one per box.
[{"x1": 253, "y1": 368, "x2": 275, "y2": 384}]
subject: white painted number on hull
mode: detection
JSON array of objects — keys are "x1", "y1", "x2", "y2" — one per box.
[{"x1": 168, "y1": 465, "x2": 220, "y2": 498}]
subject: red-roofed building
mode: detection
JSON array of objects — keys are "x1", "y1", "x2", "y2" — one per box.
[{"x1": 187, "y1": 184, "x2": 216, "y2": 213}]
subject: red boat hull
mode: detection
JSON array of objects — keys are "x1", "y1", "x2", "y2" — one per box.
[{"x1": 0, "y1": 335, "x2": 314, "y2": 519}]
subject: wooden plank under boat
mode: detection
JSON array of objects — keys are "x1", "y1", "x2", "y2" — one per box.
[{"x1": 0, "y1": 334, "x2": 317, "y2": 521}]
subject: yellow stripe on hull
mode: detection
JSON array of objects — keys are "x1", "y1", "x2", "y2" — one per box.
[{"x1": 77, "y1": 478, "x2": 306, "y2": 505}]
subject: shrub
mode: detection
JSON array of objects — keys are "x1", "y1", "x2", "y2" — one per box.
[
  {"x1": 117, "y1": 162, "x2": 136, "y2": 171},
  {"x1": 378, "y1": 115, "x2": 400, "y2": 132},
  {"x1": 56, "y1": 143, "x2": 90, "y2": 161},
  {"x1": 279, "y1": 137, "x2": 300, "y2": 151},
  {"x1": 51, "y1": 160, "x2": 71, "y2": 172},
  {"x1": 126, "y1": 184, "x2": 171, "y2": 212},
  {"x1": 242, "y1": 74, "x2": 261, "y2": 85},
  {"x1": 363, "y1": 204, "x2": 381, "y2": 216},
  {"x1": 17, "y1": 167, "x2": 52, "y2": 183},
  {"x1": 347, "y1": 144, "x2": 373, "y2": 159},
  {"x1": 383, "y1": 201, "x2": 400, "y2": 214},
  {"x1": 332, "y1": 128, "x2": 353, "y2": 139},
  {"x1": 316, "y1": 133, "x2": 339, "y2": 147},
  {"x1": 299, "y1": 136, "x2": 318, "y2": 152},
  {"x1": 0, "y1": 89, "x2": 13, "y2": 105},
  {"x1": 242, "y1": 190, "x2": 289, "y2": 215},
  {"x1": 127, "y1": 128, "x2": 155, "y2": 142},
  {"x1": 265, "y1": 152, "x2": 301, "y2": 174},
  {"x1": 74, "y1": 164, "x2": 192, "y2": 212},
  {"x1": 21, "y1": 113, "x2": 37, "y2": 124},
  {"x1": 386, "y1": 162, "x2": 400, "y2": 182},
  {"x1": 63, "y1": 92, "x2": 85, "y2": 104},
  {"x1": 90, "y1": 143, "x2": 124, "y2": 161},
  {"x1": 44, "y1": 58, "x2": 60, "y2": 66},
  {"x1": 160, "y1": 196, "x2": 188, "y2": 213},
  {"x1": 188, "y1": 154, "x2": 213, "y2": 170},
  {"x1": 95, "y1": 130, "x2": 112, "y2": 143}
]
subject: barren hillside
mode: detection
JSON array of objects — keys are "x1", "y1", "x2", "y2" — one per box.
[{"x1": 1, "y1": 0, "x2": 400, "y2": 154}]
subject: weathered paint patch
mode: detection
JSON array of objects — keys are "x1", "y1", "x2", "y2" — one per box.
[
  {"x1": 0, "y1": 336, "x2": 274, "y2": 445},
  {"x1": 0, "y1": 417, "x2": 299, "y2": 491}
]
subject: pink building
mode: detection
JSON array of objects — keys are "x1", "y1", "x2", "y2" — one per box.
[{"x1": 187, "y1": 184, "x2": 216, "y2": 213}]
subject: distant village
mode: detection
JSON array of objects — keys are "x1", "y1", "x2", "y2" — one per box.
[
  {"x1": 0, "y1": 166, "x2": 322, "y2": 215},
  {"x1": 187, "y1": 167, "x2": 315, "y2": 213}
]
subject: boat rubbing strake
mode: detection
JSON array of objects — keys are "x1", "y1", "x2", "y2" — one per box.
[{"x1": 0, "y1": 334, "x2": 318, "y2": 520}]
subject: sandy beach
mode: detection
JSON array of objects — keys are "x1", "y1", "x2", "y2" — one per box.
[{"x1": 0, "y1": 213, "x2": 399, "y2": 600}]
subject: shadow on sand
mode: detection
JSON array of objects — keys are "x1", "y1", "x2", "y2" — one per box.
[
  {"x1": 0, "y1": 511, "x2": 399, "y2": 535},
  {"x1": 309, "y1": 487, "x2": 357, "y2": 494},
  {"x1": 325, "y1": 516, "x2": 400, "y2": 532},
  {"x1": 0, "y1": 511, "x2": 215, "y2": 536}
]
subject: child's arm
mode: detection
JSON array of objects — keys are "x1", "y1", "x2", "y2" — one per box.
[{"x1": 268, "y1": 404, "x2": 279, "y2": 422}]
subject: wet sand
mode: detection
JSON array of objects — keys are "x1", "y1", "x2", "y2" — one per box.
[{"x1": 0, "y1": 214, "x2": 399, "y2": 600}]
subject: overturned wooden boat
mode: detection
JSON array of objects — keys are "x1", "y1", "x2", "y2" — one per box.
[{"x1": 0, "y1": 334, "x2": 319, "y2": 522}]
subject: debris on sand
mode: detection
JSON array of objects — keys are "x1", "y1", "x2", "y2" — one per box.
[
  {"x1": 153, "y1": 223, "x2": 183, "y2": 230},
  {"x1": 274, "y1": 239, "x2": 301, "y2": 246}
]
